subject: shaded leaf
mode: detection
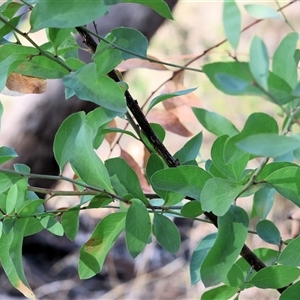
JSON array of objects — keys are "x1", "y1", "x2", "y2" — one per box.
[
  {"x1": 256, "y1": 219, "x2": 281, "y2": 245},
  {"x1": 0, "y1": 146, "x2": 18, "y2": 165},
  {"x1": 252, "y1": 187, "x2": 275, "y2": 219},
  {"x1": 181, "y1": 201, "x2": 203, "y2": 218},
  {"x1": 279, "y1": 281, "x2": 300, "y2": 300},
  {"x1": 249, "y1": 36, "x2": 269, "y2": 90},
  {"x1": 62, "y1": 209, "x2": 80, "y2": 241},
  {"x1": 201, "y1": 285, "x2": 239, "y2": 300},
  {"x1": 79, "y1": 212, "x2": 126, "y2": 279},
  {"x1": 200, "y1": 206, "x2": 249, "y2": 287},
  {"x1": 40, "y1": 216, "x2": 64, "y2": 236},
  {"x1": 126, "y1": 199, "x2": 151, "y2": 258},
  {"x1": 153, "y1": 213, "x2": 180, "y2": 253},
  {"x1": 190, "y1": 233, "x2": 217, "y2": 285}
]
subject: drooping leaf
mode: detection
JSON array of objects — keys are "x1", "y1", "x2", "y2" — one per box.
[
  {"x1": 63, "y1": 63, "x2": 126, "y2": 113},
  {"x1": 201, "y1": 178, "x2": 242, "y2": 216},
  {"x1": 248, "y1": 266, "x2": 300, "y2": 289},
  {"x1": 278, "y1": 235, "x2": 300, "y2": 266},
  {"x1": 125, "y1": 199, "x2": 151, "y2": 258},
  {"x1": 237, "y1": 134, "x2": 300, "y2": 157},
  {"x1": 252, "y1": 187, "x2": 275, "y2": 219},
  {"x1": 223, "y1": 0, "x2": 241, "y2": 49},
  {"x1": 153, "y1": 213, "x2": 180, "y2": 253},
  {"x1": 70, "y1": 123, "x2": 113, "y2": 192},
  {"x1": 79, "y1": 212, "x2": 126, "y2": 279},
  {"x1": 147, "y1": 87, "x2": 197, "y2": 113},
  {"x1": 151, "y1": 166, "x2": 212, "y2": 201},
  {"x1": 54, "y1": 111, "x2": 86, "y2": 172},
  {"x1": 201, "y1": 285, "x2": 239, "y2": 300},
  {"x1": 105, "y1": 157, "x2": 149, "y2": 203},
  {"x1": 174, "y1": 132, "x2": 202, "y2": 164},
  {"x1": 190, "y1": 233, "x2": 217, "y2": 285},
  {"x1": 245, "y1": 4, "x2": 281, "y2": 19},
  {"x1": 272, "y1": 32, "x2": 298, "y2": 88},
  {"x1": 249, "y1": 36, "x2": 269, "y2": 90},
  {"x1": 62, "y1": 209, "x2": 80, "y2": 241},
  {"x1": 30, "y1": 0, "x2": 109, "y2": 31},
  {"x1": 181, "y1": 201, "x2": 203, "y2": 218},
  {"x1": 200, "y1": 206, "x2": 249, "y2": 287},
  {"x1": 256, "y1": 219, "x2": 281, "y2": 246}
]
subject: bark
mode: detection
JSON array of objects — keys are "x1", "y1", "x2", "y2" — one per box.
[{"x1": 4, "y1": 1, "x2": 178, "y2": 189}]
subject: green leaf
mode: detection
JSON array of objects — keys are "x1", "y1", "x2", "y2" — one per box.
[
  {"x1": 30, "y1": 0, "x2": 109, "y2": 31},
  {"x1": 153, "y1": 213, "x2": 180, "y2": 253},
  {"x1": 249, "y1": 36, "x2": 269, "y2": 90},
  {"x1": 201, "y1": 178, "x2": 242, "y2": 216},
  {"x1": 47, "y1": 28, "x2": 72, "y2": 54},
  {"x1": 252, "y1": 187, "x2": 275, "y2": 219},
  {"x1": 214, "y1": 73, "x2": 250, "y2": 93},
  {"x1": 6, "y1": 184, "x2": 18, "y2": 215},
  {"x1": 125, "y1": 199, "x2": 151, "y2": 258},
  {"x1": 224, "y1": 263, "x2": 245, "y2": 288},
  {"x1": 147, "y1": 87, "x2": 197, "y2": 113},
  {"x1": 174, "y1": 132, "x2": 202, "y2": 164},
  {"x1": 0, "y1": 172, "x2": 21, "y2": 193},
  {"x1": 70, "y1": 123, "x2": 113, "y2": 192},
  {"x1": 192, "y1": 108, "x2": 238, "y2": 137},
  {"x1": 0, "y1": 2, "x2": 23, "y2": 18},
  {"x1": 245, "y1": 4, "x2": 281, "y2": 19},
  {"x1": 280, "y1": 281, "x2": 300, "y2": 300},
  {"x1": 190, "y1": 233, "x2": 217, "y2": 285},
  {"x1": 0, "y1": 146, "x2": 18, "y2": 165},
  {"x1": 105, "y1": 157, "x2": 148, "y2": 203},
  {"x1": 151, "y1": 166, "x2": 212, "y2": 201},
  {"x1": 111, "y1": 27, "x2": 148, "y2": 60},
  {"x1": 272, "y1": 32, "x2": 298, "y2": 88},
  {"x1": 0, "y1": 15, "x2": 22, "y2": 40},
  {"x1": 211, "y1": 135, "x2": 249, "y2": 180},
  {"x1": 256, "y1": 219, "x2": 281, "y2": 245},
  {"x1": 278, "y1": 235, "x2": 300, "y2": 266},
  {"x1": 223, "y1": 0, "x2": 241, "y2": 49},
  {"x1": 248, "y1": 265, "x2": 300, "y2": 289},
  {"x1": 40, "y1": 216, "x2": 64, "y2": 236},
  {"x1": 106, "y1": 0, "x2": 173, "y2": 20},
  {"x1": 181, "y1": 201, "x2": 203, "y2": 218},
  {"x1": 54, "y1": 111, "x2": 85, "y2": 172},
  {"x1": 63, "y1": 63, "x2": 126, "y2": 113},
  {"x1": 0, "y1": 219, "x2": 34, "y2": 298},
  {"x1": 62, "y1": 209, "x2": 80, "y2": 241},
  {"x1": 18, "y1": 199, "x2": 45, "y2": 217},
  {"x1": 203, "y1": 62, "x2": 293, "y2": 105},
  {"x1": 237, "y1": 134, "x2": 300, "y2": 157},
  {"x1": 201, "y1": 285, "x2": 239, "y2": 300},
  {"x1": 93, "y1": 33, "x2": 123, "y2": 74},
  {"x1": 200, "y1": 206, "x2": 249, "y2": 287},
  {"x1": 79, "y1": 212, "x2": 126, "y2": 279}
]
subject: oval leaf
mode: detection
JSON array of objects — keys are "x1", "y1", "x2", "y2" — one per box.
[{"x1": 256, "y1": 219, "x2": 281, "y2": 245}]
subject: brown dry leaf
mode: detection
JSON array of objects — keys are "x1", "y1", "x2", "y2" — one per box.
[
  {"x1": 16, "y1": 280, "x2": 34, "y2": 298},
  {"x1": 147, "y1": 109, "x2": 193, "y2": 137},
  {"x1": 72, "y1": 173, "x2": 79, "y2": 192},
  {"x1": 105, "y1": 119, "x2": 117, "y2": 146},
  {"x1": 120, "y1": 148, "x2": 151, "y2": 192},
  {"x1": 117, "y1": 55, "x2": 169, "y2": 72},
  {"x1": 6, "y1": 72, "x2": 47, "y2": 95}
]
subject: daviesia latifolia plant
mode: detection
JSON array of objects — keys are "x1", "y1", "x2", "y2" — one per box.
[{"x1": 1, "y1": 0, "x2": 300, "y2": 298}]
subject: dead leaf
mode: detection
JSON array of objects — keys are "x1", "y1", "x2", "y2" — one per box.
[
  {"x1": 147, "y1": 109, "x2": 193, "y2": 137},
  {"x1": 105, "y1": 119, "x2": 117, "y2": 146},
  {"x1": 120, "y1": 148, "x2": 151, "y2": 192},
  {"x1": 6, "y1": 72, "x2": 47, "y2": 95},
  {"x1": 16, "y1": 279, "x2": 34, "y2": 298},
  {"x1": 117, "y1": 55, "x2": 169, "y2": 72}
]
